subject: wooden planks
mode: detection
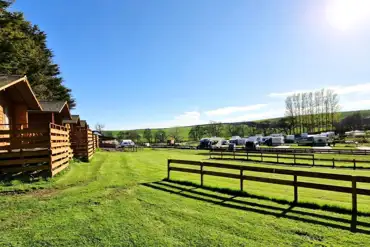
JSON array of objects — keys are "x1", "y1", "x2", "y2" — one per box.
[
  {"x1": 69, "y1": 127, "x2": 95, "y2": 160},
  {"x1": 49, "y1": 124, "x2": 71, "y2": 175},
  {"x1": 0, "y1": 123, "x2": 96, "y2": 177}
]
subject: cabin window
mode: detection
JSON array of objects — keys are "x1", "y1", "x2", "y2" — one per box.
[{"x1": 3, "y1": 106, "x2": 9, "y2": 125}]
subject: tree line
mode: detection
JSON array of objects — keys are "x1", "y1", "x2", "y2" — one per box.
[
  {"x1": 100, "y1": 87, "x2": 369, "y2": 142},
  {"x1": 285, "y1": 89, "x2": 340, "y2": 134},
  {"x1": 103, "y1": 127, "x2": 183, "y2": 144},
  {"x1": 0, "y1": 0, "x2": 75, "y2": 107}
]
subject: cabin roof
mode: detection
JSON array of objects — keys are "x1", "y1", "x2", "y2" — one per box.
[
  {"x1": 39, "y1": 101, "x2": 67, "y2": 113},
  {"x1": 0, "y1": 75, "x2": 23, "y2": 88},
  {"x1": 0, "y1": 75, "x2": 42, "y2": 110},
  {"x1": 80, "y1": 120, "x2": 87, "y2": 128},
  {"x1": 62, "y1": 115, "x2": 80, "y2": 124},
  {"x1": 29, "y1": 100, "x2": 72, "y2": 120}
]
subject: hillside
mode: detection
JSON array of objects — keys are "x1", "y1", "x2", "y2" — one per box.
[{"x1": 105, "y1": 110, "x2": 370, "y2": 141}]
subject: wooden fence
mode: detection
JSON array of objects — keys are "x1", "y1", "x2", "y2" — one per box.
[
  {"x1": 49, "y1": 123, "x2": 71, "y2": 176},
  {"x1": 93, "y1": 134, "x2": 99, "y2": 151},
  {"x1": 0, "y1": 123, "x2": 71, "y2": 176},
  {"x1": 209, "y1": 150, "x2": 370, "y2": 169},
  {"x1": 70, "y1": 127, "x2": 95, "y2": 161},
  {"x1": 258, "y1": 147, "x2": 370, "y2": 155},
  {"x1": 167, "y1": 159, "x2": 370, "y2": 231}
]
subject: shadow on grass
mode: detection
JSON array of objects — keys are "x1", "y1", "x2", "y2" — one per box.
[
  {"x1": 141, "y1": 179, "x2": 370, "y2": 234},
  {"x1": 0, "y1": 169, "x2": 49, "y2": 184}
]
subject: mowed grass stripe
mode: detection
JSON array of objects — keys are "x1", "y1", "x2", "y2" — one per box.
[{"x1": 0, "y1": 150, "x2": 370, "y2": 246}]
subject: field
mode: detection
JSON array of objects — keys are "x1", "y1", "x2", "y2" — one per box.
[
  {"x1": 106, "y1": 109, "x2": 370, "y2": 141},
  {"x1": 1, "y1": 150, "x2": 370, "y2": 246}
]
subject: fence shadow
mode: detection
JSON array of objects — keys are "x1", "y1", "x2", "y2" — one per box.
[
  {"x1": 0, "y1": 169, "x2": 49, "y2": 184},
  {"x1": 141, "y1": 179, "x2": 370, "y2": 234}
]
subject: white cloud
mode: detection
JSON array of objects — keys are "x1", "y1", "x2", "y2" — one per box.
[
  {"x1": 330, "y1": 83, "x2": 370, "y2": 95},
  {"x1": 219, "y1": 108, "x2": 285, "y2": 123},
  {"x1": 268, "y1": 82, "x2": 370, "y2": 98},
  {"x1": 113, "y1": 111, "x2": 205, "y2": 130},
  {"x1": 341, "y1": 99, "x2": 370, "y2": 111},
  {"x1": 172, "y1": 111, "x2": 202, "y2": 126},
  {"x1": 268, "y1": 90, "x2": 306, "y2": 98},
  {"x1": 205, "y1": 104, "x2": 267, "y2": 116}
]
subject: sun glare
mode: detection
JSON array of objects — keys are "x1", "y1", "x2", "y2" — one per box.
[{"x1": 326, "y1": 0, "x2": 370, "y2": 31}]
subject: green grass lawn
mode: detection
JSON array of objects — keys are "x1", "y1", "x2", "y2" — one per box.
[{"x1": 1, "y1": 150, "x2": 370, "y2": 246}]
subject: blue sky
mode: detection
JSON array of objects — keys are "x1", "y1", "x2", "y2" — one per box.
[{"x1": 12, "y1": 0, "x2": 370, "y2": 130}]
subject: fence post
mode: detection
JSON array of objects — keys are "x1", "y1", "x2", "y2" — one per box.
[
  {"x1": 234, "y1": 150, "x2": 235, "y2": 160},
  {"x1": 294, "y1": 175, "x2": 298, "y2": 204},
  {"x1": 293, "y1": 153, "x2": 296, "y2": 165},
  {"x1": 261, "y1": 151, "x2": 263, "y2": 162},
  {"x1": 200, "y1": 163, "x2": 204, "y2": 186},
  {"x1": 246, "y1": 152, "x2": 249, "y2": 160},
  {"x1": 353, "y1": 159, "x2": 356, "y2": 170},
  {"x1": 312, "y1": 155, "x2": 315, "y2": 166},
  {"x1": 332, "y1": 158, "x2": 335, "y2": 168},
  {"x1": 351, "y1": 177, "x2": 357, "y2": 232},
  {"x1": 240, "y1": 167, "x2": 243, "y2": 191},
  {"x1": 277, "y1": 153, "x2": 279, "y2": 163},
  {"x1": 48, "y1": 123, "x2": 53, "y2": 177},
  {"x1": 209, "y1": 149, "x2": 211, "y2": 159},
  {"x1": 167, "y1": 160, "x2": 171, "y2": 180}
]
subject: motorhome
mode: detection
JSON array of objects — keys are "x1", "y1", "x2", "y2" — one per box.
[
  {"x1": 345, "y1": 130, "x2": 366, "y2": 137},
  {"x1": 237, "y1": 138, "x2": 248, "y2": 146},
  {"x1": 120, "y1": 140, "x2": 135, "y2": 147},
  {"x1": 229, "y1": 136, "x2": 241, "y2": 145},
  {"x1": 271, "y1": 133, "x2": 283, "y2": 137},
  {"x1": 211, "y1": 139, "x2": 229, "y2": 149},
  {"x1": 265, "y1": 136, "x2": 284, "y2": 146},
  {"x1": 198, "y1": 137, "x2": 223, "y2": 149},
  {"x1": 285, "y1": 135, "x2": 295, "y2": 143},
  {"x1": 247, "y1": 136, "x2": 263, "y2": 144},
  {"x1": 297, "y1": 135, "x2": 327, "y2": 146}
]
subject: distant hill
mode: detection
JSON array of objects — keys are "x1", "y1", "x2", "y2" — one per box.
[{"x1": 105, "y1": 110, "x2": 370, "y2": 141}]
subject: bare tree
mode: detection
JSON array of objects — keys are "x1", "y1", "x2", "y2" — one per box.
[
  {"x1": 95, "y1": 123, "x2": 105, "y2": 133},
  {"x1": 285, "y1": 96, "x2": 295, "y2": 133},
  {"x1": 314, "y1": 91, "x2": 321, "y2": 131},
  {"x1": 327, "y1": 89, "x2": 340, "y2": 130},
  {"x1": 293, "y1": 93, "x2": 302, "y2": 133},
  {"x1": 307, "y1": 92, "x2": 314, "y2": 132},
  {"x1": 285, "y1": 88, "x2": 340, "y2": 134}
]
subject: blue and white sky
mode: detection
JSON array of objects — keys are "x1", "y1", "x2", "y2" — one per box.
[{"x1": 12, "y1": 0, "x2": 370, "y2": 130}]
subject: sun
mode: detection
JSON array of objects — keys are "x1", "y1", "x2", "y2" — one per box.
[{"x1": 326, "y1": 0, "x2": 370, "y2": 31}]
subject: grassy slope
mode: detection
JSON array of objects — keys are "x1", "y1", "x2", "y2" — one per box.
[
  {"x1": 107, "y1": 109, "x2": 370, "y2": 140},
  {"x1": 1, "y1": 150, "x2": 370, "y2": 246}
]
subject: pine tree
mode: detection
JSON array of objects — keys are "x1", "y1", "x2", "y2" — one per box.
[{"x1": 0, "y1": 1, "x2": 75, "y2": 107}]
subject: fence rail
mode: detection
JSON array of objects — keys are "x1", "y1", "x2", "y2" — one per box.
[
  {"x1": 0, "y1": 123, "x2": 71, "y2": 176},
  {"x1": 258, "y1": 147, "x2": 370, "y2": 155},
  {"x1": 209, "y1": 150, "x2": 370, "y2": 169},
  {"x1": 167, "y1": 159, "x2": 370, "y2": 232}
]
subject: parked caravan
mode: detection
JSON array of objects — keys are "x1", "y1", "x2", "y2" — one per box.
[
  {"x1": 211, "y1": 139, "x2": 229, "y2": 149},
  {"x1": 229, "y1": 136, "x2": 241, "y2": 145},
  {"x1": 285, "y1": 135, "x2": 295, "y2": 143},
  {"x1": 297, "y1": 135, "x2": 327, "y2": 146},
  {"x1": 265, "y1": 136, "x2": 284, "y2": 146}
]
